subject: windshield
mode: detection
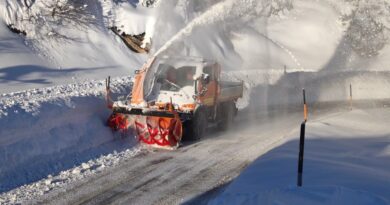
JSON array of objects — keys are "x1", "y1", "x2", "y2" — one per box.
[{"x1": 157, "y1": 64, "x2": 196, "y2": 91}]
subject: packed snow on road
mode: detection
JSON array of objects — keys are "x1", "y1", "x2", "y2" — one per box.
[{"x1": 1, "y1": 0, "x2": 390, "y2": 204}]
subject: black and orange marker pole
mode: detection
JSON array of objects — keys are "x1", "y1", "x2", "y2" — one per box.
[{"x1": 297, "y1": 88, "x2": 307, "y2": 187}]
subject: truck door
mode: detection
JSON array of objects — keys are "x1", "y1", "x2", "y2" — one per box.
[{"x1": 199, "y1": 65, "x2": 218, "y2": 106}]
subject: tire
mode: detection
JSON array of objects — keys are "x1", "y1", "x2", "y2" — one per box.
[
  {"x1": 183, "y1": 108, "x2": 207, "y2": 141},
  {"x1": 218, "y1": 101, "x2": 236, "y2": 131}
]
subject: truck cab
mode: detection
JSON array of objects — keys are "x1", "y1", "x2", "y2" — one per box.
[{"x1": 143, "y1": 56, "x2": 221, "y2": 114}]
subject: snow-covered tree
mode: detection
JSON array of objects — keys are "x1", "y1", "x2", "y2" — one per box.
[
  {"x1": 267, "y1": 0, "x2": 293, "y2": 16},
  {"x1": 140, "y1": 0, "x2": 160, "y2": 7},
  {"x1": 343, "y1": 0, "x2": 390, "y2": 57},
  {"x1": 4, "y1": 0, "x2": 96, "y2": 41}
]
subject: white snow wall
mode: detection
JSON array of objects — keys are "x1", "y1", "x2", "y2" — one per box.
[
  {"x1": 0, "y1": 78, "x2": 133, "y2": 192},
  {"x1": 224, "y1": 70, "x2": 390, "y2": 113}
]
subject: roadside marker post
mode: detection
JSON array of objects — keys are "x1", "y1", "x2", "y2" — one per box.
[
  {"x1": 303, "y1": 88, "x2": 308, "y2": 122},
  {"x1": 106, "y1": 76, "x2": 111, "y2": 90},
  {"x1": 297, "y1": 88, "x2": 307, "y2": 187},
  {"x1": 105, "y1": 76, "x2": 113, "y2": 109},
  {"x1": 349, "y1": 83, "x2": 352, "y2": 110},
  {"x1": 297, "y1": 121, "x2": 306, "y2": 187}
]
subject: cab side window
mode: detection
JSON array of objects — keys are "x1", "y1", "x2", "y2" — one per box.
[{"x1": 203, "y1": 65, "x2": 214, "y2": 81}]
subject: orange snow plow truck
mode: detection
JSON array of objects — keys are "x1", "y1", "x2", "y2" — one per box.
[{"x1": 106, "y1": 56, "x2": 243, "y2": 149}]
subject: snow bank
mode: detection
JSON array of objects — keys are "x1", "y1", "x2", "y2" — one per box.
[
  {"x1": 0, "y1": 76, "x2": 137, "y2": 192},
  {"x1": 0, "y1": 146, "x2": 142, "y2": 204},
  {"x1": 210, "y1": 109, "x2": 390, "y2": 204},
  {"x1": 223, "y1": 69, "x2": 390, "y2": 111}
]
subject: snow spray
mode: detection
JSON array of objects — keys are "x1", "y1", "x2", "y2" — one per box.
[
  {"x1": 153, "y1": 0, "x2": 303, "y2": 70},
  {"x1": 258, "y1": 33, "x2": 305, "y2": 71},
  {"x1": 153, "y1": 0, "x2": 268, "y2": 57}
]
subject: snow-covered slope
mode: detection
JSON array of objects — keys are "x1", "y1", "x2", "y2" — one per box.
[
  {"x1": 0, "y1": 20, "x2": 56, "y2": 92},
  {"x1": 232, "y1": 0, "x2": 390, "y2": 71},
  {"x1": 0, "y1": 0, "x2": 146, "y2": 93},
  {"x1": 0, "y1": 20, "x2": 49, "y2": 68}
]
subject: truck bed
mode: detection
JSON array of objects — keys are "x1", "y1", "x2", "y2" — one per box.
[{"x1": 218, "y1": 81, "x2": 243, "y2": 102}]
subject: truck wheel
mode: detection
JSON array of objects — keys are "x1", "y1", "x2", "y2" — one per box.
[
  {"x1": 218, "y1": 101, "x2": 235, "y2": 131},
  {"x1": 184, "y1": 108, "x2": 207, "y2": 140}
]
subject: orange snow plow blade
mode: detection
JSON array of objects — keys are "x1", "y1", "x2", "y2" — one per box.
[
  {"x1": 107, "y1": 108, "x2": 183, "y2": 149},
  {"x1": 135, "y1": 114, "x2": 182, "y2": 149}
]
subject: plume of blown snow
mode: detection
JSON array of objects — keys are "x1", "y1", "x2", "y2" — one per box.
[{"x1": 152, "y1": 0, "x2": 293, "y2": 58}]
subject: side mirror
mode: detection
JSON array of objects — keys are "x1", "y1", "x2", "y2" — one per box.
[{"x1": 202, "y1": 74, "x2": 210, "y2": 85}]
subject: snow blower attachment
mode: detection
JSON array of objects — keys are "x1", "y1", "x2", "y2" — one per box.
[
  {"x1": 108, "y1": 105, "x2": 183, "y2": 148},
  {"x1": 105, "y1": 58, "x2": 183, "y2": 149},
  {"x1": 106, "y1": 56, "x2": 243, "y2": 149},
  {"x1": 133, "y1": 109, "x2": 183, "y2": 148}
]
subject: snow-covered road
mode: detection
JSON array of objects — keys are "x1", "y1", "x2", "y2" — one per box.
[{"x1": 30, "y1": 108, "x2": 304, "y2": 205}]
